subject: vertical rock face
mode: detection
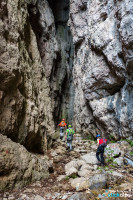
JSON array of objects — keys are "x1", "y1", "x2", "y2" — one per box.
[
  {"x1": 0, "y1": 0, "x2": 55, "y2": 153},
  {"x1": 0, "y1": 0, "x2": 132, "y2": 151},
  {"x1": 28, "y1": 0, "x2": 75, "y2": 124},
  {"x1": 69, "y1": 0, "x2": 133, "y2": 139}
]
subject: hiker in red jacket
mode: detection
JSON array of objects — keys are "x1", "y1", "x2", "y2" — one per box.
[
  {"x1": 58, "y1": 119, "x2": 67, "y2": 140},
  {"x1": 96, "y1": 134, "x2": 107, "y2": 166}
]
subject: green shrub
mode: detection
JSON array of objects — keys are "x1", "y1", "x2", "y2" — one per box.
[
  {"x1": 121, "y1": 139, "x2": 133, "y2": 147},
  {"x1": 65, "y1": 174, "x2": 78, "y2": 180}
]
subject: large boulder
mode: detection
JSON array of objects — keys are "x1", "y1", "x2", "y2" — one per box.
[
  {"x1": 107, "y1": 171, "x2": 124, "y2": 187},
  {"x1": 65, "y1": 167, "x2": 78, "y2": 176},
  {"x1": 0, "y1": 134, "x2": 49, "y2": 192},
  {"x1": 70, "y1": 177, "x2": 89, "y2": 191},
  {"x1": 114, "y1": 157, "x2": 124, "y2": 166},
  {"x1": 65, "y1": 160, "x2": 86, "y2": 174},
  {"x1": 89, "y1": 174, "x2": 107, "y2": 190},
  {"x1": 105, "y1": 143, "x2": 121, "y2": 157},
  {"x1": 81, "y1": 152, "x2": 98, "y2": 165}
]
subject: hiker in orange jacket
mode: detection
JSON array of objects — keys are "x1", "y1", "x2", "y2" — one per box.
[{"x1": 58, "y1": 119, "x2": 67, "y2": 140}]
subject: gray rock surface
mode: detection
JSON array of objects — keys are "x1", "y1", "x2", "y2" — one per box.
[
  {"x1": 70, "y1": 177, "x2": 89, "y2": 191},
  {"x1": 81, "y1": 152, "x2": 98, "y2": 164},
  {"x1": 105, "y1": 143, "x2": 121, "y2": 157},
  {"x1": 0, "y1": 0, "x2": 55, "y2": 153},
  {"x1": 69, "y1": 0, "x2": 133, "y2": 138},
  {"x1": 89, "y1": 174, "x2": 107, "y2": 190}
]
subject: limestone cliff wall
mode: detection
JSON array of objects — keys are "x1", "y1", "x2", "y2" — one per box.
[
  {"x1": 0, "y1": 0, "x2": 55, "y2": 153},
  {"x1": 28, "y1": 0, "x2": 75, "y2": 124},
  {"x1": 69, "y1": 0, "x2": 133, "y2": 139}
]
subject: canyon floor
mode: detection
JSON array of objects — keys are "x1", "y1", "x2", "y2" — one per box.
[{"x1": 0, "y1": 136, "x2": 133, "y2": 200}]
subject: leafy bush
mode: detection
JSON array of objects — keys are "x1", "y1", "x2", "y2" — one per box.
[{"x1": 126, "y1": 139, "x2": 133, "y2": 147}]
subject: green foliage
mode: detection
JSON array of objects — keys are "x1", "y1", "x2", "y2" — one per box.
[
  {"x1": 106, "y1": 148, "x2": 117, "y2": 167},
  {"x1": 97, "y1": 167, "x2": 103, "y2": 171},
  {"x1": 126, "y1": 139, "x2": 133, "y2": 147},
  {"x1": 121, "y1": 139, "x2": 133, "y2": 147},
  {"x1": 106, "y1": 157, "x2": 114, "y2": 163},
  {"x1": 110, "y1": 140, "x2": 116, "y2": 143},
  {"x1": 113, "y1": 161, "x2": 117, "y2": 165},
  {"x1": 65, "y1": 174, "x2": 78, "y2": 180},
  {"x1": 107, "y1": 170, "x2": 113, "y2": 173},
  {"x1": 130, "y1": 152, "x2": 133, "y2": 155},
  {"x1": 65, "y1": 176, "x2": 70, "y2": 180}
]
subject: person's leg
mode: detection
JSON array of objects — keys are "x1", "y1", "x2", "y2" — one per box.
[
  {"x1": 60, "y1": 127, "x2": 63, "y2": 139},
  {"x1": 67, "y1": 140, "x2": 70, "y2": 150},
  {"x1": 62, "y1": 127, "x2": 65, "y2": 139},
  {"x1": 69, "y1": 140, "x2": 72, "y2": 151},
  {"x1": 96, "y1": 146, "x2": 101, "y2": 163},
  {"x1": 100, "y1": 148, "x2": 105, "y2": 165},
  {"x1": 62, "y1": 127, "x2": 64, "y2": 134}
]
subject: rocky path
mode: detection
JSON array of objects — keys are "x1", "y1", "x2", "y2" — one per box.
[{"x1": 0, "y1": 136, "x2": 133, "y2": 200}]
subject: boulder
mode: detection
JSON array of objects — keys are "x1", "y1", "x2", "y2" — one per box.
[
  {"x1": 114, "y1": 157, "x2": 124, "y2": 166},
  {"x1": 78, "y1": 170, "x2": 91, "y2": 177},
  {"x1": 111, "y1": 171, "x2": 123, "y2": 177},
  {"x1": 89, "y1": 174, "x2": 107, "y2": 190},
  {"x1": 70, "y1": 177, "x2": 89, "y2": 191},
  {"x1": 56, "y1": 146, "x2": 66, "y2": 155},
  {"x1": 105, "y1": 144, "x2": 121, "y2": 157},
  {"x1": 65, "y1": 160, "x2": 86, "y2": 173},
  {"x1": 65, "y1": 167, "x2": 78, "y2": 176},
  {"x1": 0, "y1": 134, "x2": 49, "y2": 192},
  {"x1": 81, "y1": 152, "x2": 98, "y2": 165},
  {"x1": 107, "y1": 171, "x2": 124, "y2": 186}
]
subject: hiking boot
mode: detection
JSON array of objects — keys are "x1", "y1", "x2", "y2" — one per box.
[
  {"x1": 97, "y1": 163, "x2": 102, "y2": 166},
  {"x1": 97, "y1": 161, "x2": 101, "y2": 166}
]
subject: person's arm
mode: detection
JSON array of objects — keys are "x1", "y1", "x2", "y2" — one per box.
[
  {"x1": 97, "y1": 139, "x2": 99, "y2": 147},
  {"x1": 65, "y1": 129, "x2": 68, "y2": 140}
]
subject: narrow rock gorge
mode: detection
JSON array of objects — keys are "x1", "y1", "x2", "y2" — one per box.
[{"x1": 0, "y1": 0, "x2": 133, "y2": 193}]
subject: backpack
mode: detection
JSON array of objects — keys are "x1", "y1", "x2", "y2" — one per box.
[
  {"x1": 67, "y1": 128, "x2": 74, "y2": 141},
  {"x1": 99, "y1": 138, "x2": 107, "y2": 147},
  {"x1": 60, "y1": 121, "x2": 65, "y2": 127}
]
